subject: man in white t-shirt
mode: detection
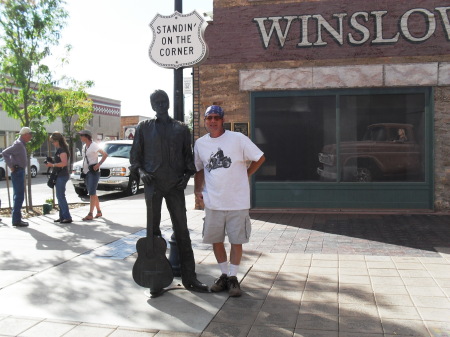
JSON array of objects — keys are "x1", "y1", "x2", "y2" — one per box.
[{"x1": 194, "y1": 105, "x2": 265, "y2": 297}]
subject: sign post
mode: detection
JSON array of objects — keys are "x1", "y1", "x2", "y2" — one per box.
[
  {"x1": 149, "y1": 9, "x2": 208, "y2": 120},
  {"x1": 149, "y1": 2, "x2": 208, "y2": 273},
  {"x1": 174, "y1": 0, "x2": 183, "y2": 122}
]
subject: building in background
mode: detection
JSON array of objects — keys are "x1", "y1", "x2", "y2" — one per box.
[
  {"x1": 120, "y1": 115, "x2": 151, "y2": 140},
  {"x1": 0, "y1": 94, "x2": 121, "y2": 172},
  {"x1": 194, "y1": 0, "x2": 450, "y2": 211}
]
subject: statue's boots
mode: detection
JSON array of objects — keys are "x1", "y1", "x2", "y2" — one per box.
[
  {"x1": 182, "y1": 277, "x2": 209, "y2": 292},
  {"x1": 176, "y1": 232, "x2": 209, "y2": 292}
]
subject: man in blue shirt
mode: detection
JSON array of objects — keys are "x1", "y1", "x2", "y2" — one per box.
[{"x1": 2, "y1": 127, "x2": 34, "y2": 227}]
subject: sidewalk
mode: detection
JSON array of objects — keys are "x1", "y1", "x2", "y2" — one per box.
[{"x1": 0, "y1": 184, "x2": 449, "y2": 336}]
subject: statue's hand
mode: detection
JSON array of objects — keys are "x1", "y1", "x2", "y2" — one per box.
[
  {"x1": 176, "y1": 174, "x2": 190, "y2": 190},
  {"x1": 139, "y1": 168, "x2": 153, "y2": 185}
]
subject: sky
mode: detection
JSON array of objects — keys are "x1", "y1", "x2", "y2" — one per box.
[{"x1": 48, "y1": 0, "x2": 213, "y2": 117}]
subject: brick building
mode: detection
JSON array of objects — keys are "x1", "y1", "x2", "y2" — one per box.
[
  {"x1": 193, "y1": 0, "x2": 450, "y2": 210},
  {"x1": 120, "y1": 115, "x2": 151, "y2": 140}
]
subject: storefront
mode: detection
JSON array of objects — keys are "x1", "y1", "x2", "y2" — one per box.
[{"x1": 194, "y1": 0, "x2": 450, "y2": 210}]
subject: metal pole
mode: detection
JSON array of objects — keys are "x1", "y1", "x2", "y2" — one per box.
[
  {"x1": 168, "y1": 0, "x2": 184, "y2": 274},
  {"x1": 173, "y1": 0, "x2": 184, "y2": 122}
]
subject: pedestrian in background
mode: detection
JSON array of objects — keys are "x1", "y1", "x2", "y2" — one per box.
[
  {"x1": 194, "y1": 105, "x2": 265, "y2": 297},
  {"x1": 79, "y1": 130, "x2": 108, "y2": 221},
  {"x1": 1, "y1": 127, "x2": 34, "y2": 227},
  {"x1": 46, "y1": 132, "x2": 72, "y2": 224}
]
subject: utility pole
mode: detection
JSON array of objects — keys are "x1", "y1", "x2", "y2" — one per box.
[{"x1": 173, "y1": 0, "x2": 184, "y2": 122}]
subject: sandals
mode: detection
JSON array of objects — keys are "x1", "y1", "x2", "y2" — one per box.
[
  {"x1": 82, "y1": 211, "x2": 101, "y2": 221},
  {"x1": 82, "y1": 212, "x2": 94, "y2": 221}
]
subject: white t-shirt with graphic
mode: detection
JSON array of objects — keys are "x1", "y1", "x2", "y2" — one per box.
[
  {"x1": 82, "y1": 142, "x2": 101, "y2": 172},
  {"x1": 194, "y1": 130, "x2": 264, "y2": 210}
]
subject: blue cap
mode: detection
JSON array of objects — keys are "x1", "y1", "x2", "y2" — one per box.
[{"x1": 205, "y1": 105, "x2": 224, "y2": 118}]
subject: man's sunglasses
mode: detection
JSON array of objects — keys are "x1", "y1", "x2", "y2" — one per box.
[{"x1": 205, "y1": 115, "x2": 223, "y2": 121}]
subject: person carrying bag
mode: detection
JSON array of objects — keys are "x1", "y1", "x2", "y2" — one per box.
[
  {"x1": 45, "y1": 132, "x2": 72, "y2": 224},
  {"x1": 78, "y1": 130, "x2": 108, "y2": 221}
]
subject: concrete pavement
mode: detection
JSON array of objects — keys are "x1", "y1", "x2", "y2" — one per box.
[{"x1": 1, "y1": 181, "x2": 450, "y2": 336}]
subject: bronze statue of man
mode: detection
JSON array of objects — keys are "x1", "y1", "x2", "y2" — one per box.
[{"x1": 130, "y1": 89, "x2": 208, "y2": 293}]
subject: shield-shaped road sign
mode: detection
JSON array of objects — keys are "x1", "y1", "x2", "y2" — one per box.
[{"x1": 149, "y1": 11, "x2": 208, "y2": 69}]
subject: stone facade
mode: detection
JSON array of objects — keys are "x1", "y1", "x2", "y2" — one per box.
[
  {"x1": 434, "y1": 86, "x2": 450, "y2": 210},
  {"x1": 194, "y1": 0, "x2": 450, "y2": 210}
]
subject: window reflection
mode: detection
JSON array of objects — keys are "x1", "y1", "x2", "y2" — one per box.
[{"x1": 255, "y1": 91, "x2": 426, "y2": 183}]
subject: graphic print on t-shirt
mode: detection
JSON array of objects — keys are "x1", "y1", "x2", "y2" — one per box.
[{"x1": 205, "y1": 147, "x2": 232, "y2": 172}]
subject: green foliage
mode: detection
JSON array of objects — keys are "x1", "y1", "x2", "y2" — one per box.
[
  {"x1": 0, "y1": 0, "x2": 68, "y2": 207},
  {"x1": 47, "y1": 78, "x2": 94, "y2": 164},
  {"x1": 0, "y1": 0, "x2": 68, "y2": 132}
]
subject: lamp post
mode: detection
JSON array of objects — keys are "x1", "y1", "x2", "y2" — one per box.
[
  {"x1": 173, "y1": 0, "x2": 184, "y2": 122},
  {"x1": 169, "y1": 0, "x2": 184, "y2": 277}
]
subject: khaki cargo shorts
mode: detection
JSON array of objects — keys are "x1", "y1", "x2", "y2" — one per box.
[{"x1": 202, "y1": 207, "x2": 251, "y2": 244}]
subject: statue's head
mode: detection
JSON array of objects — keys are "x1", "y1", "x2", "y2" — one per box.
[{"x1": 150, "y1": 90, "x2": 170, "y2": 118}]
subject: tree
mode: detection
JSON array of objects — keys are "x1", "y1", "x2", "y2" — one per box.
[
  {"x1": 49, "y1": 78, "x2": 94, "y2": 167},
  {"x1": 0, "y1": 0, "x2": 68, "y2": 209}
]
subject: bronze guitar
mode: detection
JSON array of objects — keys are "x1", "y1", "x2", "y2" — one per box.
[{"x1": 132, "y1": 184, "x2": 173, "y2": 292}]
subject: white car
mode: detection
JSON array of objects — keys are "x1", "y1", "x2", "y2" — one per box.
[
  {"x1": 70, "y1": 140, "x2": 142, "y2": 196},
  {"x1": 0, "y1": 155, "x2": 40, "y2": 180}
]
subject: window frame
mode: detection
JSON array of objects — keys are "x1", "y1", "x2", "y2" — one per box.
[{"x1": 250, "y1": 87, "x2": 434, "y2": 209}]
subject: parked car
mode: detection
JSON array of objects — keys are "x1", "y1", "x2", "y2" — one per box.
[
  {"x1": 0, "y1": 155, "x2": 40, "y2": 180},
  {"x1": 70, "y1": 140, "x2": 142, "y2": 196},
  {"x1": 317, "y1": 123, "x2": 423, "y2": 182}
]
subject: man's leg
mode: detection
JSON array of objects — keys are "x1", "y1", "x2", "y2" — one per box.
[
  {"x1": 227, "y1": 243, "x2": 243, "y2": 297},
  {"x1": 229, "y1": 244, "x2": 243, "y2": 268},
  {"x1": 210, "y1": 242, "x2": 229, "y2": 293},
  {"x1": 150, "y1": 188, "x2": 163, "y2": 236},
  {"x1": 165, "y1": 188, "x2": 208, "y2": 292},
  {"x1": 142, "y1": 185, "x2": 166, "y2": 295},
  {"x1": 11, "y1": 169, "x2": 25, "y2": 225},
  {"x1": 213, "y1": 242, "x2": 227, "y2": 264}
]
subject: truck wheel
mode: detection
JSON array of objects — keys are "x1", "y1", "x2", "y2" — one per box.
[
  {"x1": 354, "y1": 167, "x2": 373, "y2": 182},
  {"x1": 75, "y1": 187, "x2": 88, "y2": 196},
  {"x1": 0, "y1": 168, "x2": 4, "y2": 180},
  {"x1": 125, "y1": 177, "x2": 139, "y2": 196}
]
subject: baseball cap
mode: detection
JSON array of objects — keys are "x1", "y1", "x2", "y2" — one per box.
[
  {"x1": 19, "y1": 127, "x2": 33, "y2": 135},
  {"x1": 78, "y1": 130, "x2": 92, "y2": 137},
  {"x1": 205, "y1": 105, "x2": 224, "y2": 118}
]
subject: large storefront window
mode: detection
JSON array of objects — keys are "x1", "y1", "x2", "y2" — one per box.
[
  {"x1": 254, "y1": 95, "x2": 336, "y2": 182},
  {"x1": 254, "y1": 89, "x2": 426, "y2": 183},
  {"x1": 252, "y1": 88, "x2": 432, "y2": 209},
  {"x1": 337, "y1": 94, "x2": 425, "y2": 182}
]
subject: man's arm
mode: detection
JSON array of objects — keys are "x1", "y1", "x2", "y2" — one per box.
[
  {"x1": 129, "y1": 123, "x2": 143, "y2": 172},
  {"x1": 194, "y1": 169, "x2": 205, "y2": 207},
  {"x1": 129, "y1": 122, "x2": 154, "y2": 185},
  {"x1": 247, "y1": 155, "x2": 265, "y2": 177},
  {"x1": 2, "y1": 143, "x2": 16, "y2": 172}
]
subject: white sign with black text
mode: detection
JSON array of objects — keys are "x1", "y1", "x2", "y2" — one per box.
[{"x1": 149, "y1": 11, "x2": 209, "y2": 69}]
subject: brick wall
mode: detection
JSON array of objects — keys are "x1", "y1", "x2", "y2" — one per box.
[
  {"x1": 193, "y1": 0, "x2": 450, "y2": 210},
  {"x1": 120, "y1": 116, "x2": 141, "y2": 139}
]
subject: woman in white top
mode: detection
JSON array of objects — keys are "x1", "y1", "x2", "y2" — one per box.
[{"x1": 78, "y1": 130, "x2": 108, "y2": 221}]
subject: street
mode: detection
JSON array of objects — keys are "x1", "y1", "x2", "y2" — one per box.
[{"x1": 0, "y1": 173, "x2": 142, "y2": 210}]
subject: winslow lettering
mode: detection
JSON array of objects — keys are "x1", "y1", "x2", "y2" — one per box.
[{"x1": 253, "y1": 6, "x2": 450, "y2": 49}]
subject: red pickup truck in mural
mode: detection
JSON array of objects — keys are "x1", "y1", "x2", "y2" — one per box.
[{"x1": 317, "y1": 123, "x2": 423, "y2": 182}]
